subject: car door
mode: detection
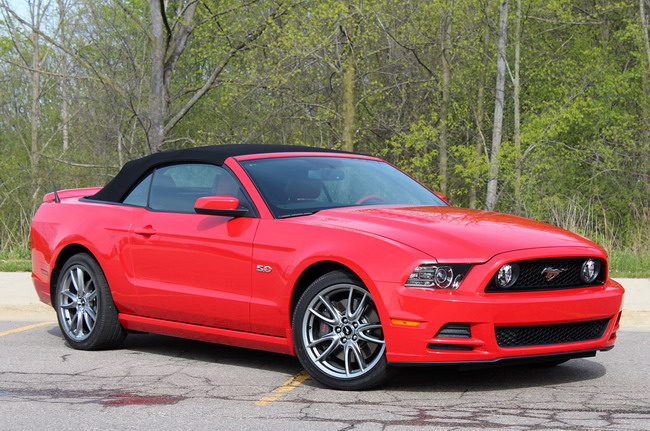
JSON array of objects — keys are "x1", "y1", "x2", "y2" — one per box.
[{"x1": 125, "y1": 163, "x2": 259, "y2": 331}]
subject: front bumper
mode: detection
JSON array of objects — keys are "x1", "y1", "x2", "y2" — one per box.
[
  {"x1": 379, "y1": 277, "x2": 624, "y2": 364},
  {"x1": 391, "y1": 347, "x2": 613, "y2": 368}
]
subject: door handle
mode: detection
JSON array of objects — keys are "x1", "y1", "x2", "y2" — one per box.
[{"x1": 133, "y1": 226, "x2": 157, "y2": 236}]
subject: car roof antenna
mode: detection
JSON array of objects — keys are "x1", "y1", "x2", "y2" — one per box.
[{"x1": 54, "y1": 190, "x2": 61, "y2": 203}]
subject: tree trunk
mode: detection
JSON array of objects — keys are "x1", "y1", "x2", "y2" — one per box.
[
  {"x1": 57, "y1": 0, "x2": 69, "y2": 151},
  {"x1": 147, "y1": 0, "x2": 167, "y2": 154},
  {"x1": 340, "y1": 3, "x2": 361, "y2": 153},
  {"x1": 438, "y1": 5, "x2": 453, "y2": 195},
  {"x1": 469, "y1": 13, "x2": 491, "y2": 209},
  {"x1": 639, "y1": 0, "x2": 650, "y2": 202},
  {"x1": 513, "y1": 0, "x2": 522, "y2": 213},
  {"x1": 29, "y1": 12, "x2": 41, "y2": 199},
  {"x1": 642, "y1": 0, "x2": 650, "y2": 68},
  {"x1": 341, "y1": 58, "x2": 355, "y2": 152},
  {"x1": 118, "y1": 132, "x2": 124, "y2": 168},
  {"x1": 485, "y1": 0, "x2": 509, "y2": 211}
]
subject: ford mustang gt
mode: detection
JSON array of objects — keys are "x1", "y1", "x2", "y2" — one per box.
[{"x1": 31, "y1": 144, "x2": 624, "y2": 390}]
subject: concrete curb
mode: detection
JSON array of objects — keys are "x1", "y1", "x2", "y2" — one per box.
[{"x1": 1, "y1": 272, "x2": 648, "y2": 328}]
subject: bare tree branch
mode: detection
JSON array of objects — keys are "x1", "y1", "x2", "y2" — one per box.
[
  {"x1": 38, "y1": 153, "x2": 119, "y2": 169},
  {"x1": 163, "y1": 3, "x2": 289, "y2": 136}
]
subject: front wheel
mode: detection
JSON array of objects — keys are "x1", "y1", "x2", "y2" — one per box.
[
  {"x1": 292, "y1": 271, "x2": 388, "y2": 390},
  {"x1": 55, "y1": 253, "x2": 126, "y2": 350}
]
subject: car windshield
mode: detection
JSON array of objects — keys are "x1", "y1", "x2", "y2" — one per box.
[{"x1": 239, "y1": 156, "x2": 446, "y2": 218}]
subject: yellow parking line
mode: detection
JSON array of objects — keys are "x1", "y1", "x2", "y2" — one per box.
[
  {"x1": 0, "y1": 321, "x2": 56, "y2": 337},
  {"x1": 255, "y1": 370, "x2": 310, "y2": 406}
]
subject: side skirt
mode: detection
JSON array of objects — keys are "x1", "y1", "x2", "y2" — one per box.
[{"x1": 118, "y1": 313, "x2": 293, "y2": 356}]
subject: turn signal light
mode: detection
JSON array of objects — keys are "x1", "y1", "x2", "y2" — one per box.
[{"x1": 391, "y1": 319, "x2": 421, "y2": 327}]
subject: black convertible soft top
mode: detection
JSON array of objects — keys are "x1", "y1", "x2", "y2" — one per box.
[{"x1": 89, "y1": 144, "x2": 347, "y2": 203}]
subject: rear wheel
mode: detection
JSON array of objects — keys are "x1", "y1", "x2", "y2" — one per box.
[
  {"x1": 293, "y1": 271, "x2": 388, "y2": 390},
  {"x1": 55, "y1": 253, "x2": 126, "y2": 350}
]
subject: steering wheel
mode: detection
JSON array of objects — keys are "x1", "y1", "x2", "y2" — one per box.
[{"x1": 355, "y1": 194, "x2": 386, "y2": 205}]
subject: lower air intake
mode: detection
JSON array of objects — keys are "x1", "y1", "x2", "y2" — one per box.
[
  {"x1": 435, "y1": 323, "x2": 471, "y2": 338},
  {"x1": 496, "y1": 319, "x2": 610, "y2": 348}
]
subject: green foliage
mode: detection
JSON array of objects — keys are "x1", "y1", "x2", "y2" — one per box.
[
  {"x1": 0, "y1": 0, "x2": 648, "y2": 266},
  {"x1": 0, "y1": 249, "x2": 31, "y2": 272},
  {"x1": 609, "y1": 249, "x2": 650, "y2": 278},
  {"x1": 381, "y1": 119, "x2": 440, "y2": 188}
]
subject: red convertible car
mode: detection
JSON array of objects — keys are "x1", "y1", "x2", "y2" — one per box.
[{"x1": 31, "y1": 144, "x2": 624, "y2": 390}]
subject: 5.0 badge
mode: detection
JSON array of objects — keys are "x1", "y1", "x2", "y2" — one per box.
[{"x1": 256, "y1": 265, "x2": 273, "y2": 273}]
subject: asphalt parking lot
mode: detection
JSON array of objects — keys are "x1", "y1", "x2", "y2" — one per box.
[{"x1": 1, "y1": 273, "x2": 650, "y2": 430}]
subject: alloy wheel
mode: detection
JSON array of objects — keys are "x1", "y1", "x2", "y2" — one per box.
[
  {"x1": 57, "y1": 264, "x2": 99, "y2": 342},
  {"x1": 301, "y1": 283, "x2": 385, "y2": 379}
]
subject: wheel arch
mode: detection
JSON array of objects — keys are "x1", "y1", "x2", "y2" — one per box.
[
  {"x1": 50, "y1": 243, "x2": 95, "y2": 302},
  {"x1": 289, "y1": 261, "x2": 359, "y2": 323}
]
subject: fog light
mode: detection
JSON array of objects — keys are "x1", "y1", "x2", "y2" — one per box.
[
  {"x1": 494, "y1": 263, "x2": 519, "y2": 288},
  {"x1": 580, "y1": 259, "x2": 601, "y2": 283}
]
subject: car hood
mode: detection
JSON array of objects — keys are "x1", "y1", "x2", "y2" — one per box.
[{"x1": 305, "y1": 206, "x2": 602, "y2": 262}]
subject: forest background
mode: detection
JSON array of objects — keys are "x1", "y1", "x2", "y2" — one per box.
[{"x1": 0, "y1": 0, "x2": 648, "y2": 275}]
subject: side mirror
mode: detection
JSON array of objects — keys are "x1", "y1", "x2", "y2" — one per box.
[{"x1": 194, "y1": 196, "x2": 248, "y2": 217}]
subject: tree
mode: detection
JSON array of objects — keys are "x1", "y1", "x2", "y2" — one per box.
[
  {"x1": 0, "y1": 0, "x2": 648, "y2": 255},
  {"x1": 468, "y1": 6, "x2": 491, "y2": 209},
  {"x1": 0, "y1": 0, "x2": 58, "y2": 198},
  {"x1": 145, "y1": 0, "x2": 289, "y2": 153},
  {"x1": 437, "y1": 1, "x2": 454, "y2": 195},
  {"x1": 639, "y1": 0, "x2": 650, "y2": 204},
  {"x1": 485, "y1": 0, "x2": 509, "y2": 211},
  {"x1": 512, "y1": 0, "x2": 522, "y2": 212}
]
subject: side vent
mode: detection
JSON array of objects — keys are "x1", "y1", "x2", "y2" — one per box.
[
  {"x1": 435, "y1": 323, "x2": 471, "y2": 339},
  {"x1": 427, "y1": 343, "x2": 473, "y2": 351}
]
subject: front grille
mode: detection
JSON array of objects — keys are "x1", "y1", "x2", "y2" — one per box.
[
  {"x1": 496, "y1": 319, "x2": 610, "y2": 348},
  {"x1": 486, "y1": 257, "x2": 605, "y2": 292}
]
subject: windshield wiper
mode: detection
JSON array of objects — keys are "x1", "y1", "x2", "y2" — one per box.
[{"x1": 278, "y1": 210, "x2": 320, "y2": 219}]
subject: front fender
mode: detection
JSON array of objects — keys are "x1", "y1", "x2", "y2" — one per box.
[{"x1": 249, "y1": 218, "x2": 431, "y2": 339}]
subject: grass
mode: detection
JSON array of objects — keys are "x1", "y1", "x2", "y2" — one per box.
[
  {"x1": 0, "y1": 259, "x2": 31, "y2": 272},
  {"x1": 1, "y1": 248, "x2": 648, "y2": 277},
  {"x1": 608, "y1": 249, "x2": 650, "y2": 278},
  {"x1": 0, "y1": 249, "x2": 31, "y2": 272}
]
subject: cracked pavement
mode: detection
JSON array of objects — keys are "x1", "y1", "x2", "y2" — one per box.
[{"x1": 1, "y1": 321, "x2": 649, "y2": 430}]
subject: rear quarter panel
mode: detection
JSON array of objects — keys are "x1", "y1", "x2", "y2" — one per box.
[{"x1": 31, "y1": 198, "x2": 141, "y2": 313}]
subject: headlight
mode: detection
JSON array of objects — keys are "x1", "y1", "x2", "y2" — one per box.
[
  {"x1": 580, "y1": 259, "x2": 601, "y2": 283},
  {"x1": 406, "y1": 264, "x2": 472, "y2": 289},
  {"x1": 494, "y1": 263, "x2": 519, "y2": 289}
]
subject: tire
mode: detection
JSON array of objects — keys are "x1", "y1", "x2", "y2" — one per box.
[
  {"x1": 55, "y1": 253, "x2": 126, "y2": 350},
  {"x1": 292, "y1": 271, "x2": 388, "y2": 390}
]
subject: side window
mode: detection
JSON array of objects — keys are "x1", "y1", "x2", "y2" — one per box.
[
  {"x1": 122, "y1": 173, "x2": 152, "y2": 207},
  {"x1": 147, "y1": 164, "x2": 252, "y2": 213}
]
